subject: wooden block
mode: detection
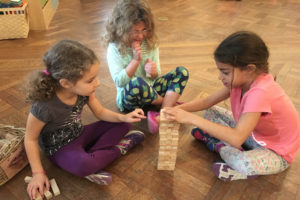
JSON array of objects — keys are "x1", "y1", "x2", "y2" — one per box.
[
  {"x1": 158, "y1": 150, "x2": 177, "y2": 160},
  {"x1": 34, "y1": 192, "x2": 43, "y2": 200},
  {"x1": 44, "y1": 190, "x2": 53, "y2": 199},
  {"x1": 24, "y1": 176, "x2": 32, "y2": 183},
  {"x1": 174, "y1": 123, "x2": 180, "y2": 129},
  {"x1": 158, "y1": 154, "x2": 177, "y2": 162},
  {"x1": 159, "y1": 146, "x2": 177, "y2": 151},
  {"x1": 50, "y1": 179, "x2": 60, "y2": 196},
  {"x1": 157, "y1": 162, "x2": 176, "y2": 170},
  {"x1": 157, "y1": 166, "x2": 174, "y2": 170},
  {"x1": 167, "y1": 123, "x2": 174, "y2": 127},
  {"x1": 160, "y1": 123, "x2": 168, "y2": 127},
  {"x1": 159, "y1": 110, "x2": 168, "y2": 122}
]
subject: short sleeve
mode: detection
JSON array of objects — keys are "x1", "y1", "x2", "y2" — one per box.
[
  {"x1": 242, "y1": 88, "x2": 272, "y2": 114},
  {"x1": 30, "y1": 101, "x2": 51, "y2": 123}
]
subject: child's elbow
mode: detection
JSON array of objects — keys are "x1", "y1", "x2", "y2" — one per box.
[
  {"x1": 230, "y1": 132, "x2": 245, "y2": 149},
  {"x1": 231, "y1": 141, "x2": 243, "y2": 149},
  {"x1": 114, "y1": 78, "x2": 125, "y2": 88}
]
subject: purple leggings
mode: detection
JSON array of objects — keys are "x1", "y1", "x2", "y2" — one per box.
[{"x1": 49, "y1": 121, "x2": 130, "y2": 177}]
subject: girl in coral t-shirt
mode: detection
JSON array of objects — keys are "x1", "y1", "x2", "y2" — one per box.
[{"x1": 163, "y1": 31, "x2": 300, "y2": 181}]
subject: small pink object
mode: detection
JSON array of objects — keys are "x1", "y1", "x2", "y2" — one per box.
[
  {"x1": 176, "y1": 101, "x2": 184, "y2": 105},
  {"x1": 43, "y1": 69, "x2": 50, "y2": 76},
  {"x1": 147, "y1": 111, "x2": 160, "y2": 134}
]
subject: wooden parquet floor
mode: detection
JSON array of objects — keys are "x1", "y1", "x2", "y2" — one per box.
[{"x1": 1, "y1": 0, "x2": 300, "y2": 199}]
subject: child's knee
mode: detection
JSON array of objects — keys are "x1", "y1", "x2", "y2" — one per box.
[
  {"x1": 127, "y1": 77, "x2": 149, "y2": 96},
  {"x1": 176, "y1": 66, "x2": 189, "y2": 78},
  {"x1": 131, "y1": 77, "x2": 147, "y2": 86},
  {"x1": 62, "y1": 154, "x2": 94, "y2": 177},
  {"x1": 120, "y1": 122, "x2": 131, "y2": 133},
  {"x1": 219, "y1": 148, "x2": 251, "y2": 175}
]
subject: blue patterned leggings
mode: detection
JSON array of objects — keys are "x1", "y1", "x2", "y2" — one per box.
[
  {"x1": 122, "y1": 66, "x2": 189, "y2": 111},
  {"x1": 200, "y1": 106, "x2": 289, "y2": 176}
]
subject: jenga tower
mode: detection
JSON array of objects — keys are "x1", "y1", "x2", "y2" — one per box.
[{"x1": 157, "y1": 109, "x2": 180, "y2": 170}]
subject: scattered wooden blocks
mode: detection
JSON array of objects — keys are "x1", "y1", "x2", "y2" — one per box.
[
  {"x1": 157, "y1": 109, "x2": 180, "y2": 170},
  {"x1": 24, "y1": 176, "x2": 60, "y2": 199}
]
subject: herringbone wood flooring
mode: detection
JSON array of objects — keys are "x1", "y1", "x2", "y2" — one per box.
[{"x1": 1, "y1": 0, "x2": 300, "y2": 199}]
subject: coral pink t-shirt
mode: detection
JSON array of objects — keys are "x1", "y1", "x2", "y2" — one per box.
[{"x1": 231, "y1": 73, "x2": 300, "y2": 163}]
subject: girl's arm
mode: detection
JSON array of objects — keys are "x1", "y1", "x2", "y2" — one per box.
[
  {"x1": 164, "y1": 107, "x2": 261, "y2": 148},
  {"x1": 125, "y1": 59, "x2": 141, "y2": 78},
  {"x1": 126, "y1": 41, "x2": 142, "y2": 78},
  {"x1": 87, "y1": 93, "x2": 146, "y2": 123},
  {"x1": 24, "y1": 113, "x2": 50, "y2": 199},
  {"x1": 144, "y1": 47, "x2": 161, "y2": 79},
  {"x1": 177, "y1": 87, "x2": 230, "y2": 112},
  {"x1": 107, "y1": 44, "x2": 133, "y2": 88},
  {"x1": 190, "y1": 112, "x2": 261, "y2": 148}
]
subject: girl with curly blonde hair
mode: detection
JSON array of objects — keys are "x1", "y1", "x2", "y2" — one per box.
[{"x1": 105, "y1": 0, "x2": 189, "y2": 134}]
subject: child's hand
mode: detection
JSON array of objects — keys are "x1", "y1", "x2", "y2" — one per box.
[
  {"x1": 144, "y1": 58, "x2": 157, "y2": 78},
  {"x1": 162, "y1": 107, "x2": 196, "y2": 124},
  {"x1": 27, "y1": 173, "x2": 50, "y2": 200},
  {"x1": 132, "y1": 42, "x2": 142, "y2": 61},
  {"x1": 123, "y1": 108, "x2": 146, "y2": 123}
]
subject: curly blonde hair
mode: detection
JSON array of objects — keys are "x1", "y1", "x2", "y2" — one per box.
[
  {"x1": 104, "y1": 0, "x2": 158, "y2": 55},
  {"x1": 25, "y1": 40, "x2": 98, "y2": 103}
]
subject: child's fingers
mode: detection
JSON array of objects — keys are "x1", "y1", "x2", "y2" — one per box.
[
  {"x1": 138, "y1": 114, "x2": 146, "y2": 119},
  {"x1": 151, "y1": 62, "x2": 156, "y2": 68},
  {"x1": 133, "y1": 113, "x2": 146, "y2": 119},
  {"x1": 132, "y1": 42, "x2": 141, "y2": 50},
  {"x1": 27, "y1": 184, "x2": 32, "y2": 199},
  {"x1": 131, "y1": 118, "x2": 141, "y2": 123},
  {"x1": 137, "y1": 111, "x2": 145, "y2": 117},
  {"x1": 38, "y1": 184, "x2": 44, "y2": 197},
  {"x1": 31, "y1": 188, "x2": 37, "y2": 200},
  {"x1": 166, "y1": 115, "x2": 176, "y2": 121},
  {"x1": 135, "y1": 108, "x2": 145, "y2": 116},
  {"x1": 162, "y1": 107, "x2": 172, "y2": 114},
  {"x1": 28, "y1": 184, "x2": 37, "y2": 200},
  {"x1": 131, "y1": 41, "x2": 139, "y2": 48},
  {"x1": 45, "y1": 179, "x2": 50, "y2": 191}
]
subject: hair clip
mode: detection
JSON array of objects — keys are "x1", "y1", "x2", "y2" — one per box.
[{"x1": 43, "y1": 69, "x2": 50, "y2": 76}]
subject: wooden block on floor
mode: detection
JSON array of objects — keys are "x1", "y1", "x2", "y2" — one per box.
[
  {"x1": 24, "y1": 176, "x2": 32, "y2": 183},
  {"x1": 44, "y1": 190, "x2": 53, "y2": 199},
  {"x1": 50, "y1": 179, "x2": 60, "y2": 196},
  {"x1": 34, "y1": 191, "x2": 43, "y2": 200}
]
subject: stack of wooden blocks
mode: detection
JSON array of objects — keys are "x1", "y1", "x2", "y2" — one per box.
[{"x1": 157, "y1": 109, "x2": 180, "y2": 170}]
